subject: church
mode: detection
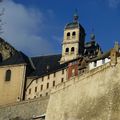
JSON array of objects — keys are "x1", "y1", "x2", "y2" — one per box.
[{"x1": 0, "y1": 13, "x2": 119, "y2": 106}]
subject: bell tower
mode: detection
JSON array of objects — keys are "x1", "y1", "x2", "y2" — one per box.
[{"x1": 60, "y1": 12, "x2": 86, "y2": 63}]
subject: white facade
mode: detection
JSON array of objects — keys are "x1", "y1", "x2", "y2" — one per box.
[
  {"x1": 25, "y1": 68, "x2": 67, "y2": 100},
  {"x1": 89, "y1": 58, "x2": 110, "y2": 70}
]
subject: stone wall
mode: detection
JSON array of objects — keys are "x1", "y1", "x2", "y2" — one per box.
[
  {"x1": 46, "y1": 58, "x2": 120, "y2": 120},
  {"x1": 0, "y1": 96, "x2": 49, "y2": 120}
]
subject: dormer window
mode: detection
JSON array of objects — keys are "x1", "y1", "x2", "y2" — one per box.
[
  {"x1": 67, "y1": 32, "x2": 70, "y2": 39},
  {"x1": 5, "y1": 70, "x2": 11, "y2": 81}
]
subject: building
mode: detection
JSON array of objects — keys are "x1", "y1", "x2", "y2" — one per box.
[{"x1": 0, "y1": 13, "x2": 119, "y2": 107}]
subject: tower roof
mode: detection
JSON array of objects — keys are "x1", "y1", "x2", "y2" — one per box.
[
  {"x1": 65, "y1": 22, "x2": 79, "y2": 29},
  {"x1": 65, "y1": 22, "x2": 85, "y2": 34},
  {"x1": 64, "y1": 11, "x2": 85, "y2": 34}
]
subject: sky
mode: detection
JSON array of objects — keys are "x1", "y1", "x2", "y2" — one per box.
[{"x1": 0, "y1": 0, "x2": 120, "y2": 56}]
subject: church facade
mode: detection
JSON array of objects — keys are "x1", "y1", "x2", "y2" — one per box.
[{"x1": 0, "y1": 14, "x2": 119, "y2": 106}]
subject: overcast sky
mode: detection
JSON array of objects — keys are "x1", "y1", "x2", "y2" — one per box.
[{"x1": 0, "y1": 0, "x2": 120, "y2": 56}]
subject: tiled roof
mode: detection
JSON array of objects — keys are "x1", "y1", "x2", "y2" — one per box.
[
  {"x1": 28, "y1": 54, "x2": 68, "y2": 77},
  {"x1": 0, "y1": 52, "x2": 68, "y2": 78},
  {"x1": 0, "y1": 51, "x2": 34, "y2": 75}
]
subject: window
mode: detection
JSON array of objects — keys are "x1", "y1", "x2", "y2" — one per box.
[
  {"x1": 47, "y1": 83, "x2": 49, "y2": 89},
  {"x1": 62, "y1": 69, "x2": 64, "y2": 74},
  {"x1": 42, "y1": 77, "x2": 44, "y2": 81},
  {"x1": 53, "y1": 81, "x2": 55, "y2": 87},
  {"x1": 35, "y1": 87, "x2": 37, "y2": 92},
  {"x1": 61, "y1": 78, "x2": 64, "y2": 83},
  {"x1": 65, "y1": 48, "x2": 69, "y2": 53},
  {"x1": 72, "y1": 31, "x2": 76, "y2": 38},
  {"x1": 46, "y1": 92, "x2": 48, "y2": 96},
  {"x1": 40, "y1": 94, "x2": 42, "y2": 97},
  {"x1": 72, "y1": 69, "x2": 75, "y2": 76},
  {"x1": 94, "y1": 61, "x2": 97, "y2": 67},
  {"x1": 36, "y1": 79, "x2": 38, "y2": 84},
  {"x1": 67, "y1": 32, "x2": 70, "y2": 39},
  {"x1": 5, "y1": 70, "x2": 11, "y2": 81},
  {"x1": 41, "y1": 85, "x2": 43, "y2": 91},
  {"x1": 53, "y1": 73, "x2": 56, "y2": 77},
  {"x1": 71, "y1": 47, "x2": 75, "y2": 53},
  {"x1": 48, "y1": 74, "x2": 50, "y2": 79},
  {"x1": 29, "y1": 89, "x2": 31, "y2": 94},
  {"x1": 0, "y1": 53, "x2": 2, "y2": 62}
]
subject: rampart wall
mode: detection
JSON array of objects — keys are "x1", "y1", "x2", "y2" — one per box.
[{"x1": 46, "y1": 59, "x2": 120, "y2": 120}]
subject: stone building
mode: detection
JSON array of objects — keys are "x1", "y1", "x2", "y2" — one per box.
[{"x1": 0, "y1": 13, "x2": 119, "y2": 107}]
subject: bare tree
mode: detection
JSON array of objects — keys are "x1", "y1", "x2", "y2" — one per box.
[{"x1": 0, "y1": 0, "x2": 5, "y2": 36}]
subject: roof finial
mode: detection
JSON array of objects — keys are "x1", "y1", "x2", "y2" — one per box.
[
  {"x1": 90, "y1": 28, "x2": 95, "y2": 41},
  {"x1": 73, "y1": 9, "x2": 79, "y2": 22}
]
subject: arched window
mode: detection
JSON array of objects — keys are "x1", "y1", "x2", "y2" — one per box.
[
  {"x1": 65, "y1": 48, "x2": 69, "y2": 53},
  {"x1": 67, "y1": 32, "x2": 70, "y2": 39},
  {"x1": 71, "y1": 47, "x2": 74, "y2": 53},
  {"x1": 72, "y1": 31, "x2": 76, "y2": 38},
  {"x1": 0, "y1": 53, "x2": 2, "y2": 62},
  {"x1": 5, "y1": 70, "x2": 11, "y2": 81}
]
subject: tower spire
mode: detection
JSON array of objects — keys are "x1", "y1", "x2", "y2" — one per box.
[
  {"x1": 90, "y1": 28, "x2": 95, "y2": 41},
  {"x1": 73, "y1": 9, "x2": 79, "y2": 22}
]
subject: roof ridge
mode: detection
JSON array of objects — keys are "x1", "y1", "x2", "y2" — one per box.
[{"x1": 31, "y1": 54, "x2": 61, "y2": 59}]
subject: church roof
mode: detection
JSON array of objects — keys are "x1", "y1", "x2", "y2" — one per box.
[
  {"x1": 0, "y1": 51, "x2": 35, "y2": 75},
  {"x1": 0, "y1": 52, "x2": 68, "y2": 78},
  {"x1": 0, "y1": 51, "x2": 30, "y2": 66},
  {"x1": 28, "y1": 54, "x2": 68, "y2": 78}
]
